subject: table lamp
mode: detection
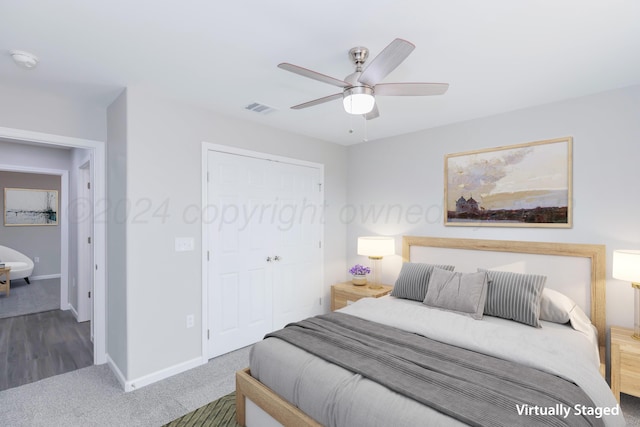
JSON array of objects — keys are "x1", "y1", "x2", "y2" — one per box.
[
  {"x1": 357, "y1": 236, "x2": 395, "y2": 289},
  {"x1": 613, "y1": 249, "x2": 640, "y2": 340}
]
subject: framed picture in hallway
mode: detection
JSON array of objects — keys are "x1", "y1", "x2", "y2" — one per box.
[
  {"x1": 444, "y1": 137, "x2": 572, "y2": 228},
  {"x1": 4, "y1": 188, "x2": 59, "y2": 226}
]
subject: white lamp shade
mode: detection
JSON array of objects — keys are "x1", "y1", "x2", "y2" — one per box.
[
  {"x1": 357, "y1": 236, "x2": 395, "y2": 257},
  {"x1": 343, "y1": 86, "x2": 375, "y2": 115},
  {"x1": 613, "y1": 250, "x2": 640, "y2": 283},
  {"x1": 343, "y1": 94, "x2": 375, "y2": 115}
]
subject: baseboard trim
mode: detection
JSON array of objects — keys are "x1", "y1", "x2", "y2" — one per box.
[
  {"x1": 30, "y1": 274, "x2": 62, "y2": 281},
  {"x1": 109, "y1": 355, "x2": 206, "y2": 392},
  {"x1": 106, "y1": 354, "x2": 128, "y2": 391},
  {"x1": 69, "y1": 305, "x2": 79, "y2": 319}
]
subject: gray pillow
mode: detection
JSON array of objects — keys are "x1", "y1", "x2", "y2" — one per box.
[
  {"x1": 423, "y1": 268, "x2": 488, "y2": 320},
  {"x1": 478, "y1": 269, "x2": 547, "y2": 327},
  {"x1": 391, "y1": 262, "x2": 455, "y2": 301}
]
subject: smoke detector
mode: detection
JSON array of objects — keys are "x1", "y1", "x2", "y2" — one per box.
[{"x1": 10, "y1": 50, "x2": 39, "y2": 69}]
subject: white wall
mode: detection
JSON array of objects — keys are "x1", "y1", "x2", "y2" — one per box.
[
  {"x1": 0, "y1": 82, "x2": 107, "y2": 142},
  {"x1": 122, "y1": 87, "x2": 348, "y2": 383},
  {"x1": 346, "y1": 84, "x2": 640, "y2": 331}
]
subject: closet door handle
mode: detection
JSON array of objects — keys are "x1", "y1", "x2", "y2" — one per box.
[
  {"x1": 274, "y1": 255, "x2": 281, "y2": 261},
  {"x1": 266, "y1": 256, "x2": 272, "y2": 262}
]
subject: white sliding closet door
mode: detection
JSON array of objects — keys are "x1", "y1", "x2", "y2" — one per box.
[{"x1": 206, "y1": 149, "x2": 323, "y2": 358}]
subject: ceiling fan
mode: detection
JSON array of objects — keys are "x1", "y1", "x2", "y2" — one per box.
[{"x1": 278, "y1": 38, "x2": 449, "y2": 120}]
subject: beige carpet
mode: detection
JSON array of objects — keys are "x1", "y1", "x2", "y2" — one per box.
[{"x1": 0, "y1": 346, "x2": 252, "y2": 426}]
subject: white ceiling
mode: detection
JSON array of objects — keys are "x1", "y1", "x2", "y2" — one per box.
[{"x1": 2, "y1": 1, "x2": 639, "y2": 145}]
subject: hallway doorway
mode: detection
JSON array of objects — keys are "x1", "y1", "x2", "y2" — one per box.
[{"x1": 0, "y1": 126, "x2": 107, "y2": 365}]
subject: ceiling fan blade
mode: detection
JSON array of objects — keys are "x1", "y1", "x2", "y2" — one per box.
[
  {"x1": 358, "y1": 38, "x2": 415, "y2": 87},
  {"x1": 278, "y1": 63, "x2": 350, "y2": 88},
  {"x1": 291, "y1": 92, "x2": 343, "y2": 110},
  {"x1": 374, "y1": 82, "x2": 449, "y2": 96},
  {"x1": 364, "y1": 104, "x2": 380, "y2": 120}
]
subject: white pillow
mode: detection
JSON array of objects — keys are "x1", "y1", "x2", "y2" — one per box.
[
  {"x1": 540, "y1": 288, "x2": 594, "y2": 337},
  {"x1": 539, "y1": 288, "x2": 575, "y2": 323}
]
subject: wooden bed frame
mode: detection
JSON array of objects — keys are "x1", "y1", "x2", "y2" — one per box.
[{"x1": 236, "y1": 236, "x2": 607, "y2": 427}]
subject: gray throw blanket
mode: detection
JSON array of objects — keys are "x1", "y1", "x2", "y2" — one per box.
[{"x1": 266, "y1": 312, "x2": 604, "y2": 427}]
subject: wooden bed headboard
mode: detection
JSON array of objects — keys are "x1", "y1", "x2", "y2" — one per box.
[{"x1": 402, "y1": 236, "x2": 607, "y2": 347}]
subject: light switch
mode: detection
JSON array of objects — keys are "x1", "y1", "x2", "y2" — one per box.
[{"x1": 175, "y1": 237, "x2": 195, "y2": 252}]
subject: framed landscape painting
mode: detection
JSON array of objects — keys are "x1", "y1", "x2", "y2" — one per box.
[
  {"x1": 445, "y1": 137, "x2": 572, "y2": 228},
  {"x1": 4, "y1": 188, "x2": 58, "y2": 226}
]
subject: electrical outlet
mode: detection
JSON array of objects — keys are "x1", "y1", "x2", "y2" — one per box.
[
  {"x1": 186, "y1": 314, "x2": 195, "y2": 328},
  {"x1": 34, "y1": 256, "x2": 40, "y2": 263}
]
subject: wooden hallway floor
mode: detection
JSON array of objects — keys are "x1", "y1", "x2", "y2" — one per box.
[{"x1": 0, "y1": 309, "x2": 93, "y2": 391}]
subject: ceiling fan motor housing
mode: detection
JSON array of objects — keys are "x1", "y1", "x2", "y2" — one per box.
[{"x1": 348, "y1": 47, "x2": 369, "y2": 71}]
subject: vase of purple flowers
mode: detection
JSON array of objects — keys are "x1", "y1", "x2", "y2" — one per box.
[{"x1": 349, "y1": 264, "x2": 371, "y2": 286}]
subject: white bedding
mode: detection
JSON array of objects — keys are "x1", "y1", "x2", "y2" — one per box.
[
  {"x1": 343, "y1": 296, "x2": 601, "y2": 384},
  {"x1": 250, "y1": 296, "x2": 624, "y2": 426}
]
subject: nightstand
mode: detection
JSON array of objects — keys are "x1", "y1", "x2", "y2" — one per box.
[
  {"x1": 331, "y1": 281, "x2": 393, "y2": 311},
  {"x1": 610, "y1": 325, "x2": 640, "y2": 402},
  {"x1": 0, "y1": 266, "x2": 10, "y2": 296}
]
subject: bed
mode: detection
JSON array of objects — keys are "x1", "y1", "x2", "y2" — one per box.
[{"x1": 235, "y1": 236, "x2": 623, "y2": 426}]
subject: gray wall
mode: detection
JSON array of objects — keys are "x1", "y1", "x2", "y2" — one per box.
[
  {"x1": 346, "y1": 84, "x2": 640, "y2": 331},
  {"x1": 0, "y1": 171, "x2": 61, "y2": 277},
  {"x1": 122, "y1": 87, "x2": 347, "y2": 381},
  {"x1": 106, "y1": 89, "x2": 129, "y2": 378}
]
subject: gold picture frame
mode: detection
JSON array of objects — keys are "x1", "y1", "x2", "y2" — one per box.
[
  {"x1": 4, "y1": 188, "x2": 59, "y2": 226},
  {"x1": 444, "y1": 137, "x2": 572, "y2": 228}
]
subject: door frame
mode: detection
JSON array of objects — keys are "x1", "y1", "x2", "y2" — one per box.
[
  {"x1": 200, "y1": 142, "x2": 325, "y2": 361},
  {"x1": 0, "y1": 126, "x2": 107, "y2": 365},
  {"x1": 76, "y1": 159, "x2": 94, "y2": 325},
  {"x1": 0, "y1": 164, "x2": 69, "y2": 308}
]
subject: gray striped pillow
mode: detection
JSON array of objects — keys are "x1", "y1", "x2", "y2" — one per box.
[
  {"x1": 478, "y1": 269, "x2": 547, "y2": 327},
  {"x1": 391, "y1": 262, "x2": 455, "y2": 301}
]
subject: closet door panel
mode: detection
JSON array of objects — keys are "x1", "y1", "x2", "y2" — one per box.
[
  {"x1": 207, "y1": 149, "x2": 323, "y2": 358},
  {"x1": 208, "y1": 151, "x2": 274, "y2": 358},
  {"x1": 272, "y1": 162, "x2": 323, "y2": 330}
]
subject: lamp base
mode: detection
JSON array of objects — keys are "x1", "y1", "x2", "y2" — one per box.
[
  {"x1": 634, "y1": 283, "x2": 640, "y2": 341},
  {"x1": 368, "y1": 256, "x2": 383, "y2": 288}
]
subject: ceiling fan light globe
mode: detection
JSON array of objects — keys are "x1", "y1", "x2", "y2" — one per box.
[{"x1": 343, "y1": 87, "x2": 375, "y2": 115}]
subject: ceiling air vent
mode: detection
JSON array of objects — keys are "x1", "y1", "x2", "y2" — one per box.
[{"x1": 245, "y1": 102, "x2": 277, "y2": 115}]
